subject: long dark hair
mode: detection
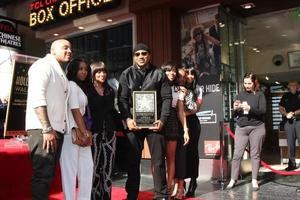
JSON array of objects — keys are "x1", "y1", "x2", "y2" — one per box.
[
  {"x1": 161, "y1": 61, "x2": 179, "y2": 86},
  {"x1": 243, "y1": 72, "x2": 257, "y2": 91},
  {"x1": 66, "y1": 58, "x2": 92, "y2": 94},
  {"x1": 185, "y1": 67, "x2": 199, "y2": 90}
]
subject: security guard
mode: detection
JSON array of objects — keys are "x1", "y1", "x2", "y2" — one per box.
[{"x1": 279, "y1": 80, "x2": 300, "y2": 171}]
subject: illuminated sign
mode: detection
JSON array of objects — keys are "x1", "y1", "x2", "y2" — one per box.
[
  {"x1": 29, "y1": 0, "x2": 121, "y2": 28},
  {"x1": 0, "y1": 18, "x2": 22, "y2": 49}
]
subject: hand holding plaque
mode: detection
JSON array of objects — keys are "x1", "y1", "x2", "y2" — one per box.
[
  {"x1": 149, "y1": 120, "x2": 164, "y2": 132},
  {"x1": 133, "y1": 91, "x2": 157, "y2": 129},
  {"x1": 126, "y1": 118, "x2": 141, "y2": 131}
]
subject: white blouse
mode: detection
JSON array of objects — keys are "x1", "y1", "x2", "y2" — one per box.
[
  {"x1": 67, "y1": 81, "x2": 88, "y2": 131},
  {"x1": 171, "y1": 86, "x2": 185, "y2": 108}
]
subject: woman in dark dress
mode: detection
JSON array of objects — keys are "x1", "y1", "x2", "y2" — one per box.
[
  {"x1": 161, "y1": 62, "x2": 189, "y2": 196},
  {"x1": 175, "y1": 67, "x2": 202, "y2": 199},
  {"x1": 88, "y1": 61, "x2": 116, "y2": 200},
  {"x1": 184, "y1": 68, "x2": 203, "y2": 197}
]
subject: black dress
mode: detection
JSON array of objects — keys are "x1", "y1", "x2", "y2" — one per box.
[
  {"x1": 87, "y1": 84, "x2": 116, "y2": 200},
  {"x1": 164, "y1": 86, "x2": 182, "y2": 140},
  {"x1": 175, "y1": 85, "x2": 202, "y2": 179}
]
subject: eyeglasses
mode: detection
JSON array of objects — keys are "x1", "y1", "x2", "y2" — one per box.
[{"x1": 134, "y1": 51, "x2": 148, "y2": 57}]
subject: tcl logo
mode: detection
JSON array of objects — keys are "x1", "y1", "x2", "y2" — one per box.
[{"x1": 0, "y1": 21, "x2": 16, "y2": 33}]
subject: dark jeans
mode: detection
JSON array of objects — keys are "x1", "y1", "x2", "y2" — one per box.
[
  {"x1": 125, "y1": 130, "x2": 167, "y2": 200},
  {"x1": 28, "y1": 129, "x2": 64, "y2": 200}
]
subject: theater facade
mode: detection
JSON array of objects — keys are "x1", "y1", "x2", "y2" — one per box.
[{"x1": 1, "y1": 0, "x2": 300, "y2": 179}]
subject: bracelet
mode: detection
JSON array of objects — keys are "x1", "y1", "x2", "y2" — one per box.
[
  {"x1": 184, "y1": 128, "x2": 189, "y2": 132},
  {"x1": 42, "y1": 126, "x2": 53, "y2": 134}
]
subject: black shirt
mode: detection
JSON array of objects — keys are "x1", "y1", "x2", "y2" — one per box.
[
  {"x1": 234, "y1": 91, "x2": 266, "y2": 127},
  {"x1": 117, "y1": 63, "x2": 172, "y2": 124},
  {"x1": 87, "y1": 84, "x2": 116, "y2": 134},
  {"x1": 279, "y1": 92, "x2": 300, "y2": 113},
  {"x1": 279, "y1": 91, "x2": 300, "y2": 121}
]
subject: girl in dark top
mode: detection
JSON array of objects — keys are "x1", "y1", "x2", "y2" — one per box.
[
  {"x1": 226, "y1": 72, "x2": 266, "y2": 191},
  {"x1": 161, "y1": 62, "x2": 189, "y2": 196},
  {"x1": 88, "y1": 61, "x2": 116, "y2": 200}
]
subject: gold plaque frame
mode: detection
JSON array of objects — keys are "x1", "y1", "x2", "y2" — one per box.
[{"x1": 133, "y1": 91, "x2": 157, "y2": 128}]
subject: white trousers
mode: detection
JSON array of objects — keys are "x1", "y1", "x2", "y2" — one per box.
[{"x1": 60, "y1": 134, "x2": 94, "y2": 200}]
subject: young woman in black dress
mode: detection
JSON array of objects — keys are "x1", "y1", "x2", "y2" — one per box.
[
  {"x1": 174, "y1": 67, "x2": 203, "y2": 199},
  {"x1": 161, "y1": 62, "x2": 189, "y2": 196}
]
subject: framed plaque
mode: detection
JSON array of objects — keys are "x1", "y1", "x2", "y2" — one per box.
[{"x1": 133, "y1": 91, "x2": 157, "y2": 128}]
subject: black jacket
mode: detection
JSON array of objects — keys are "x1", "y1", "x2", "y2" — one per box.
[{"x1": 117, "y1": 63, "x2": 172, "y2": 124}]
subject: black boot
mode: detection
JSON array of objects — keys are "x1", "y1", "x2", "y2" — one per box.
[
  {"x1": 285, "y1": 160, "x2": 297, "y2": 171},
  {"x1": 185, "y1": 178, "x2": 197, "y2": 197}
]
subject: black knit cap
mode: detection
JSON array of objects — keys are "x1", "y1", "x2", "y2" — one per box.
[{"x1": 133, "y1": 43, "x2": 150, "y2": 54}]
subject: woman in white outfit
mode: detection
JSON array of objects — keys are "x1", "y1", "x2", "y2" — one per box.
[{"x1": 60, "y1": 58, "x2": 94, "y2": 200}]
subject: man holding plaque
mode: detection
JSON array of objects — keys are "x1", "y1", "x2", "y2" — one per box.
[{"x1": 118, "y1": 43, "x2": 172, "y2": 200}]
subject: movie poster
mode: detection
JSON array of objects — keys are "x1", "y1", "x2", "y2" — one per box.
[
  {"x1": 181, "y1": 6, "x2": 223, "y2": 158},
  {"x1": 181, "y1": 6, "x2": 220, "y2": 83}
]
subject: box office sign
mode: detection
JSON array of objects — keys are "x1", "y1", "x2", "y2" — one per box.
[
  {"x1": 0, "y1": 19, "x2": 22, "y2": 49},
  {"x1": 29, "y1": 0, "x2": 121, "y2": 28}
]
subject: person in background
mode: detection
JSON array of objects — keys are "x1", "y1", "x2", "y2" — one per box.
[
  {"x1": 193, "y1": 29, "x2": 211, "y2": 75},
  {"x1": 88, "y1": 61, "x2": 117, "y2": 200},
  {"x1": 60, "y1": 58, "x2": 94, "y2": 200},
  {"x1": 118, "y1": 43, "x2": 171, "y2": 200},
  {"x1": 25, "y1": 39, "x2": 72, "y2": 199},
  {"x1": 226, "y1": 72, "x2": 266, "y2": 191},
  {"x1": 279, "y1": 80, "x2": 300, "y2": 171},
  {"x1": 161, "y1": 62, "x2": 189, "y2": 196},
  {"x1": 209, "y1": 14, "x2": 221, "y2": 73}
]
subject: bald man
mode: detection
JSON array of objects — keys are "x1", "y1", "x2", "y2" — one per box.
[{"x1": 26, "y1": 39, "x2": 72, "y2": 199}]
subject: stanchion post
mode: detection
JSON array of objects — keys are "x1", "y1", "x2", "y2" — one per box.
[{"x1": 218, "y1": 121, "x2": 227, "y2": 189}]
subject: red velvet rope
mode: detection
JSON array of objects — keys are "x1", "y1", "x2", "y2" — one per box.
[{"x1": 223, "y1": 124, "x2": 300, "y2": 176}]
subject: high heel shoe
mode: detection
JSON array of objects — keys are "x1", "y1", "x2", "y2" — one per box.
[
  {"x1": 226, "y1": 179, "x2": 236, "y2": 190},
  {"x1": 174, "y1": 188, "x2": 185, "y2": 200},
  {"x1": 185, "y1": 178, "x2": 197, "y2": 197},
  {"x1": 171, "y1": 183, "x2": 178, "y2": 197}
]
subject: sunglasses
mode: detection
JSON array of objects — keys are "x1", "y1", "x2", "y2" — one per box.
[{"x1": 134, "y1": 51, "x2": 148, "y2": 57}]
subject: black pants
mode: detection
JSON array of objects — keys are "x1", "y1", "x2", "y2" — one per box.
[
  {"x1": 125, "y1": 130, "x2": 167, "y2": 200},
  {"x1": 91, "y1": 132, "x2": 116, "y2": 200},
  {"x1": 28, "y1": 129, "x2": 64, "y2": 200},
  {"x1": 285, "y1": 120, "x2": 300, "y2": 165}
]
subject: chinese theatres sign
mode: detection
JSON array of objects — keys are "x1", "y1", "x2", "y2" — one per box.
[{"x1": 0, "y1": 18, "x2": 22, "y2": 49}]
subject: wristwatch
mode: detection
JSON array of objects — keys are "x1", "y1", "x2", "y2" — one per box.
[{"x1": 42, "y1": 126, "x2": 53, "y2": 134}]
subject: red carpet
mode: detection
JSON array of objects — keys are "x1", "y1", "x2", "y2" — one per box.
[
  {"x1": 0, "y1": 139, "x2": 202, "y2": 200},
  {"x1": 49, "y1": 187, "x2": 203, "y2": 200}
]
